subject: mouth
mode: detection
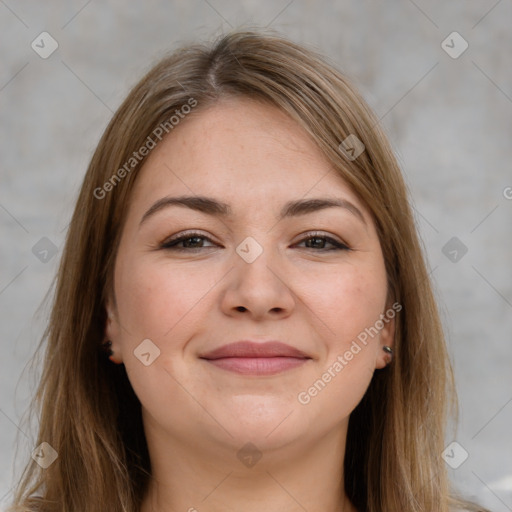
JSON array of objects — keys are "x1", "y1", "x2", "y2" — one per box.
[{"x1": 199, "y1": 340, "x2": 312, "y2": 376}]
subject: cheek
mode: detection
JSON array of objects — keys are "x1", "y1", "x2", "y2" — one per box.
[
  {"x1": 113, "y1": 257, "x2": 217, "y2": 420},
  {"x1": 294, "y1": 262, "x2": 387, "y2": 419},
  {"x1": 114, "y1": 256, "x2": 217, "y2": 341},
  {"x1": 301, "y1": 262, "x2": 387, "y2": 349},
  {"x1": 295, "y1": 269, "x2": 385, "y2": 426}
]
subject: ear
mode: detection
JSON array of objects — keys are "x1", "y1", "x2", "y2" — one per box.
[
  {"x1": 104, "y1": 294, "x2": 124, "y2": 364},
  {"x1": 374, "y1": 308, "x2": 396, "y2": 370}
]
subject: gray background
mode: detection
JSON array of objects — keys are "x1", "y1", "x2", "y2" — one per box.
[{"x1": 1, "y1": 1, "x2": 511, "y2": 510}]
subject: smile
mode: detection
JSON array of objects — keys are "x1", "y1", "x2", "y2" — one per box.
[
  {"x1": 199, "y1": 340, "x2": 312, "y2": 376},
  {"x1": 203, "y1": 356, "x2": 309, "y2": 375}
]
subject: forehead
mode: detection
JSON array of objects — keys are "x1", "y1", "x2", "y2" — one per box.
[{"x1": 128, "y1": 97, "x2": 368, "y2": 219}]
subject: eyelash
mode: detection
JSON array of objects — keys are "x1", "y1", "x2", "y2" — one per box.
[{"x1": 160, "y1": 231, "x2": 350, "y2": 252}]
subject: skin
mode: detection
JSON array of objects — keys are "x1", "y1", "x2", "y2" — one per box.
[{"x1": 105, "y1": 97, "x2": 395, "y2": 512}]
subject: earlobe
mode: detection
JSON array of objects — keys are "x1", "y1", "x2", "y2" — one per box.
[
  {"x1": 382, "y1": 345, "x2": 393, "y2": 366},
  {"x1": 375, "y1": 344, "x2": 394, "y2": 370},
  {"x1": 376, "y1": 314, "x2": 395, "y2": 369},
  {"x1": 100, "y1": 339, "x2": 124, "y2": 364},
  {"x1": 102, "y1": 297, "x2": 124, "y2": 364}
]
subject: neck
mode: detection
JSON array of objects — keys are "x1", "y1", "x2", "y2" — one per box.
[{"x1": 139, "y1": 415, "x2": 357, "y2": 512}]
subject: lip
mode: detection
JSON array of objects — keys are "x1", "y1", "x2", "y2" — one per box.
[{"x1": 199, "y1": 341, "x2": 311, "y2": 376}]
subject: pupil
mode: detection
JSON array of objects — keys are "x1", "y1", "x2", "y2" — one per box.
[
  {"x1": 186, "y1": 237, "x2": 202, "y2": 247},
  {"x1": 307, "y1": 237, "x2": 324, "y2": 249}
]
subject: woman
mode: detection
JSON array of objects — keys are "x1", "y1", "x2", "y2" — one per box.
[{"x1": 8, "y1": 29, "x2": 490, "y2": 512}]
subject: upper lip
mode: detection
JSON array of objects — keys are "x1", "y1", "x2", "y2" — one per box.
[{"x1": 199, "y1": 341, "x2": 311, "y2": 360}]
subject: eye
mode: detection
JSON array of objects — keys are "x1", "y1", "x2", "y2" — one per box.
[
  {"x1": 160, "y1": 232, "x2": 218, "y2": 251},
  {"x1": 294, "y1": 232, "x2": 350, "y2": 251},
  {"x1": 160, "y1": 231, "x2": 350, "y2": 252}
]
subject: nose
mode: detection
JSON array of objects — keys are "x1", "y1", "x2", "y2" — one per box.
[{"x1": 220, "y1": 246, "x2": 296, "y2": 321}]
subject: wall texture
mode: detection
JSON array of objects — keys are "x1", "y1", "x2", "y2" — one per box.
[{"x1": 1, "y1": 1, "x2": 511, "y2": 510}]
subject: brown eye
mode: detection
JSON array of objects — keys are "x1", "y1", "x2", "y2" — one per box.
[
  {"x1": 295, "y1": 233, "x2": 350, "y2": 251},
  {"x1": 161, "y1": 232, "x2": 217, "y2": 251}
]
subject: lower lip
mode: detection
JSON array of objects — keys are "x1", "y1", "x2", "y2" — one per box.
[{"x1": 203, "y1": 357, "x2": 309, "y2": 375}]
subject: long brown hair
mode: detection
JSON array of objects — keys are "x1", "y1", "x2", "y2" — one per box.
[{"x1": 8, "y1": 29, "x2": 489, "y2": 512}]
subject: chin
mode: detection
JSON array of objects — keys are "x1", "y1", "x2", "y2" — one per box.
[{"x1": 205, "y1": 399, "x2": 310, "y2": 450}]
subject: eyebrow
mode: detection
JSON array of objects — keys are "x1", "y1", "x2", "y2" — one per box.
[{"x1": 139, "y1": 195, "x2": 367, "y2": 227}]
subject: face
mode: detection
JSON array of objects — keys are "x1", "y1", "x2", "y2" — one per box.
[{"x1": 105, "y1": 97, "x2": 394, "y2": 462}]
